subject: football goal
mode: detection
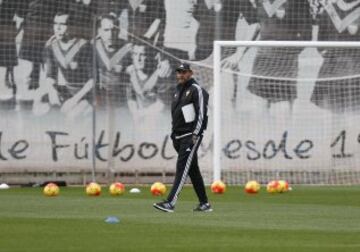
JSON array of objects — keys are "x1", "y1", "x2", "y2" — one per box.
[{"x1": 213, "y1": 40, "x2": 360, "y2": 185}]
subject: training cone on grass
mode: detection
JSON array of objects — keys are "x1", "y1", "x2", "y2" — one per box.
[{"x1": 129, "y1": 188, "x2": 141, "y2": 193}]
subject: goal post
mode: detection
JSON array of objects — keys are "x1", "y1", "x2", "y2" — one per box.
[{"x1": 213, "y1": 40, "x2": 360, "y2": 185}]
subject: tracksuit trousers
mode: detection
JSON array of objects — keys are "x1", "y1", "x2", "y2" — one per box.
[{"x1": 167, "y1": 135, "x2": 208, "y2": 206}]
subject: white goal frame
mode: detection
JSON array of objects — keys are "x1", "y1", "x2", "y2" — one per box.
[{"x1": 213, "y1": 40, "x2": 360, "y2": 182}]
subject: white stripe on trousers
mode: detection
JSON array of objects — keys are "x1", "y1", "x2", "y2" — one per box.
[{"x1": 170, "y1": 137, "x2": 201, "y2": 206}]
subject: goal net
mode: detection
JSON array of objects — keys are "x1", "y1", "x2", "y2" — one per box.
[{"x1": 213, "y1": 41, "x2": 360, "y2": 185}]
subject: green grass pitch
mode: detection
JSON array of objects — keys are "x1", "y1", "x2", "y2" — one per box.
[{"x1": 0, "y1": 185, "x2": 359, "y2": 252}]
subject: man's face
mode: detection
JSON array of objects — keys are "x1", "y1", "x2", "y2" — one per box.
[
  {"x1": 99, "y1": 18, "x2": 119, "y2": 47},
  {"x1": 132, "y1": 45, "x2": 146, "y2": 70},
  {"x1": 176, "y1": 70, "x2": 193, "y2": 84},
  {"x1": 54, "y1": 14, "x2": 70, "y2": 41}
]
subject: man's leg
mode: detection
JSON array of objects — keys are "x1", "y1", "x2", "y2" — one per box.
[
  {"x1": 188, "y1": 152, "x2": 208, "y2": 204},
  {"x1": 166, "y1": 137, "x2": 201, "y2": 206},
  {"x1": 0, "y1": 67, "x2": 16, "y2": 110},
  {"x1": 15, "y1": 59, "x2": 35, "y2": 111},
  {"x1": 0, "y1": 67, "x2": 13, "y2": 99},
  {"x1": 29, "y1": 62, "x2": 40, "y2": 90},
  {"x1": 153, "y1": 138, "x2": 181, "y2": 212}
]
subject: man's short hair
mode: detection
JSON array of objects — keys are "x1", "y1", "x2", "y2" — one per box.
[
  {"x1": 54, "y1": 11, "x2": 75, "y2": 27},
  {"x1": 97, "y1": 13, "x2": 119, "y2": 28}
]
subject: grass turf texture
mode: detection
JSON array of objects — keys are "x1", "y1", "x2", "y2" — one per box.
[{"x1": 0, "y1": 186, "x2": 359, "y2": 252}]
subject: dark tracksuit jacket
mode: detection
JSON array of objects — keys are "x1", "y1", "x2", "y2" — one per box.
[{"x1": 167, "y1": 78, "x2": 209, "y2": 206}]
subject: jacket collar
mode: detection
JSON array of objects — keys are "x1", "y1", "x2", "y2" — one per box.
[{"x1": 177, "y1": 78, "x2": 195, "y2": 90}]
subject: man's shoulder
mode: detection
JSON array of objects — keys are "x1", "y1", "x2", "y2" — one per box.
[
  {"x1": 190, "y1": 80, "x2": 208, "y2": 93},
  {"x1": 77, "y1": 39, "x2": 91, "y2": 50},
  {"x1": 189, "y1": 79, "x2": 201, "y2": 88},
  {"x1": 188, "y1": 82, "x2": 209, "y2": 101}
]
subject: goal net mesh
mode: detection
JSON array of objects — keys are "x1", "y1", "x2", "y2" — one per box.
[{"x1": 216, "y1": 42, "x2": 360, "y2": 185}]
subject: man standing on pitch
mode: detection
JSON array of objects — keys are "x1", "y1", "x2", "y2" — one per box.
[{"x1": 153, "y1": 63, "x2": 212, "y2": 213}]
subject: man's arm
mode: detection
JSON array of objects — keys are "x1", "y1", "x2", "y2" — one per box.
[
  {"x1": 126, "y1": 65, "x2": 145, "y2": 100},
  {"x1": 191, "y1": 84, "x2": 209, "y2": 141},
  {"x1": 44, "y1": 77, "x2": 61, "y2": 105},
  {"x1": 60, "y1": 79, "x2": 94, "y2": 114},
  {"x1": 144, "y1": 18, "x2": 161, "y2": 39},
  {"x1": 143, "y1": 55, "x2": 171, "y2": 91},
  {"x1": 221, "y1": 18, "x2": 260, "y2": 69},
  {"x1": 32, "y1": 77, "x2": 60, "y2": 116},
  {"x1": 221, "y1": 0, "x2": 260, "y2": 69},
  {"x1": 34, "y1": 45, "x2": 61, "y2": 106}
]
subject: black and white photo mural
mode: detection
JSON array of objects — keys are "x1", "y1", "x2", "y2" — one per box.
[{"x1": 1, "y1": 0, "x2": 360, "y2": 184}]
